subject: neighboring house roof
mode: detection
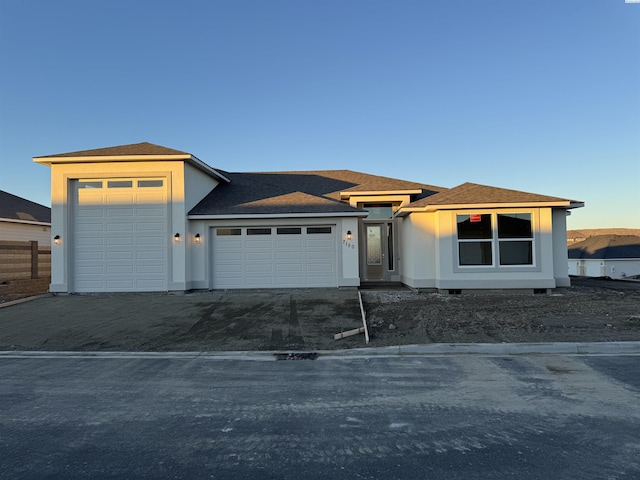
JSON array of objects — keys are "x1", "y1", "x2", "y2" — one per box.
[
  {"x1": 398, "y1": 182, "x2": 583, "y2": 214},
  {"x1": 568, "y1": 235, "x2": 640, "y2": 259},
  {"x1": 189, "y1": 170, "x2": 446, "y2": 217},
  {"x1": 0, "y1": 190, "x2": 51, "y2": 224}
]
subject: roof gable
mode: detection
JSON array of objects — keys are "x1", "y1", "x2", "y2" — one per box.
[
  {"x1": 402, "y1": 182, "x2": 582, "y2": 210},
  {"x1": 34, "y1": 142, "x2": 190, "y2": 158},
  {"x1": 0, "y1": 190, "x2": 51, "y2": 223}
]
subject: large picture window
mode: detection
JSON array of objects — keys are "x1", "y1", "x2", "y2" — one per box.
[{"x1": 457, "y1": 213, "x2": 534, "y2": 267}]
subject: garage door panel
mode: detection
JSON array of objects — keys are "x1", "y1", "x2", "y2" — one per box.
[
  {"x1": 106, "y1": 279, "x2": 134, "y2": 289},
  {"x1": 246, "y1": 252, "x2": 273, "y2": 261},
  {"x1": 247, "y1": 276, "x2": 275, "y2": 286},
  {"x1": 77, "y1": 251, "x2": 105, "y2": 261},
  {"x1": 137, "y1": 236, "x2": 166, "y2": 246},
  {"x1": 107, "y1": 237, "x2": 134, "y2": 246},
  {"x1": 75, "y1": 237, "x2": 105, "y2": 247},
  {"x1": 137, "y1": 222, "x2": 166, "y2": 231},
  {"x1": 76, "y1": 265, "x2": 105, "y2": 275},
  {"x1": 246, "y1": 264, "x2": 274, "y2": 273},
  {"x1": 137, "y1": 250, "x2": 165, "y2": 260},
  {"x1": 106, "y1": 223, "x2": 134, "y2": 232},
  {"x1": 213, "y1": 225, "x2": 336, "y2": 289},
  {"x1": 108, "y1": 251, "x2": 134, "y2": 260},
  {"x1": 277, "y1": 251, "x2": 303, "y2": 261},
  {"x1": 246, "y1": 239, "x2": 273, "y2": 249},
  {"x1": 137, "y1": 265, "x2": 165, "y2": 274},
  {"x1": 107, "y1": 207, "x2": 134, "y2": 217},
  {"x1": 107, "y1": 265, "x2": 134, "y2": 274}
]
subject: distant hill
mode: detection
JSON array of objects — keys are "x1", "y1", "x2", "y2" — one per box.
[
  {"x1": 568, "y1": 235, "x2": 640, "y2": 259},
  {"x1": 567, "y1": 228, "x2": 640, "y2": 244}
]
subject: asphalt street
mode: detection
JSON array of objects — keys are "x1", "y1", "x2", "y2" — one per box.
[{"x1": 1, "y1": 353, "x2": 639, "y2": 479}]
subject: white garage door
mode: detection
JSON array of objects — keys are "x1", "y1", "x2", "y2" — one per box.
[
  {"x1": 72, "y1": 178, "x2": 168, "y2": 292},
  {"x1": 213, "y1": 226, "x2": 337, "y2": 288}
]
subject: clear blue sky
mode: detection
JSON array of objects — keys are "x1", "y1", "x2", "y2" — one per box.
[{"x1": 1, "y1": 0, "x2": 638, "y2": 229}]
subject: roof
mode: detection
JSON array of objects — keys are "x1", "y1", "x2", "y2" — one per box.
[
  {"x1": 0, "y1": 190, "x2": 51, "y2": 224},
  {"x1": 189, "y1": 170, "x2": 446, "y2": 216},
  {"x1": 33, "y1": 142, "x2": 230, "y2": 183},
  {"x1": 34, "y1": 142, "x2": 190, "y2": 158},
  {"x1": 399, "y1": 182, "x2": 583, "y2": 213},
  {"x1": 568, "y1": 235, "x2": 640, "y2": 259}
]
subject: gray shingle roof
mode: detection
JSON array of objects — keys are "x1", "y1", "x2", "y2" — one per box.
[
  {"x1": 404, "y1": 182, "x2": 580, "y2": 208},
  {"x1": 189, "y1": 170, "x2": 446, "y2": 216},
  {"x1": 568, "y1": 235, "x2": 640, "y2": 259},
  {"x1": 35, "y1": 142, "x2": 190, "y2": 158},
  {"x1": 0, "y1": 191, "x2": 51, "y2": 223}
]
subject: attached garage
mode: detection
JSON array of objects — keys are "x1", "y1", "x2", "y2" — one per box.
[
  {"x1": 212, "y1": 225, "x2": 337, "y2": 288},
  {"x1": 72, "y1": 178, "x2": 169, "y2": 292}
]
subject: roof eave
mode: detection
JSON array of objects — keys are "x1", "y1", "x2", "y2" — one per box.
[
  {"x1": 188, "y1": 211, "x2": 368, "y2": 220},
  {"x1": 340, "y1": 189, "x2": 423, "y2": 199},
  {"x1": 0, "y1": 218, "x2": 51, "y2": 226},
  {"x1": 397, "y1": 201, "x2": 580, "y2": 215}
]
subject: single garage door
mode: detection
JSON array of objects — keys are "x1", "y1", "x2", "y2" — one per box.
[
  {"x1": 72, "y1": 178, "x2": 168, "y2": 292},
  {"x1": 213, "y1": 225, "x2": 337, "y2": 288}
]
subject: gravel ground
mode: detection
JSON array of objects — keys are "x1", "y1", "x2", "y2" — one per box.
[
  {"x1": 0, "y1": 277, "x2": 638, "y2": 352},
  {"x1": 362, "y1": 277, "x2": 640, "y2": 345}
]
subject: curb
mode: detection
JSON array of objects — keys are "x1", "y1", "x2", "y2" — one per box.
[{"x1": 1, "y1": 341, "x2": 639, "y2": 359}]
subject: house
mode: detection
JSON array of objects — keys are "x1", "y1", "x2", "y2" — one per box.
[
  {"x1": 34, "y1": 142, "x2": 584, "y2": 293},
  {"x1": 568, "y1": 235, "x2": 640, "y2": 280},
  {"x1": 0, "y1": 190, "x2": 51, "y2": 245}
]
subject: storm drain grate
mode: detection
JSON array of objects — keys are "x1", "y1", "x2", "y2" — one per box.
[{"x1": 274, "y1": 352, "x2": 319, "y2": 360}]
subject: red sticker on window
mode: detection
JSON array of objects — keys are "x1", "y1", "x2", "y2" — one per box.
[{"x1": 470, "y1": 214, "x2": 482, "y2": 223}]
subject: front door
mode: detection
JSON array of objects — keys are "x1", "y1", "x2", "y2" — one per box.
[{"x1": 363, "y1": 222, "x2": 395, "y2": 281}]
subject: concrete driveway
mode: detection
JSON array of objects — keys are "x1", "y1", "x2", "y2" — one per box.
[{"x1": 0, "y1": 289, "x2": 366, "y2": 352}]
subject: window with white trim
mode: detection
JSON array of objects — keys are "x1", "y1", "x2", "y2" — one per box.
[{"x1": 456, "y1": 213, "x2": 534, "y2": 267}]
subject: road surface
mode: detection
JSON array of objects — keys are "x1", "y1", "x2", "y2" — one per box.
[{"x1": 1, "y1": 353, "x2": 639, "y2": 479}]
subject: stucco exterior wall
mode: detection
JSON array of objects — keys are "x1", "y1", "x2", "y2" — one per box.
[
  {"x1": 398, "y1": 213, "x2": 437, "y2": 288},
  {"x1": 183, "y1": 164, "x2": 220, "y2": 287},
  {"x1": 552, "y1": 208, "x2": 570, "y2": 287}
]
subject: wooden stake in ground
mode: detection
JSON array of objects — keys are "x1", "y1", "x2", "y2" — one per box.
[{"x1": 333, "y1": 291, "x2": 370, "y2": 344}]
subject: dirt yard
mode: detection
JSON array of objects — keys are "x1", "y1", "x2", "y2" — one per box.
[
  {"x1": 0, "y1": 277, "x2": 638, "y2": 352},
  {"x1": 362, "y1": 277, "x2": 640, "y2": 345}
]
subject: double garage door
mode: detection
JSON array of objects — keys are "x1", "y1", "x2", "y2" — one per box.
[
  {"x1": 213, "y1": 226, "x2": 337, "y2": 288},
  {"x1": 72, "y1": 178, "x2": 168, "y2": 292}
]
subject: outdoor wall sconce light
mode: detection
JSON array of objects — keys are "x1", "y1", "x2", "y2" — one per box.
[
  {"x1": 53, "y1": 235, "x2": 61, "y2": 245},
  {"x1": 194, "y1": 233, "x2": 201, "y2": 243},
  {"x1": 174, "y1": 233, "x2": 181, "y2": 242},
  {"x1": 346, "y1": 230, "x2": 352, "y2": 240}
]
